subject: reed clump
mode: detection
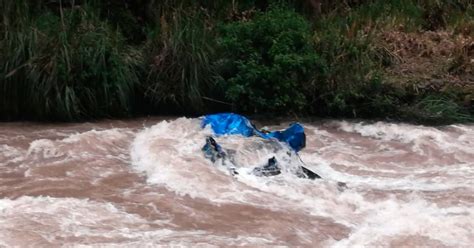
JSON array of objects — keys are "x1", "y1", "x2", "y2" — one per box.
[{"x1": 1, "y1": 1, "x2": 140, "y2": 120}]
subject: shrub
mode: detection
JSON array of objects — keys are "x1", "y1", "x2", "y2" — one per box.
[{"x1": 216, "y1": 4, "x2": 326, "y2": 114}]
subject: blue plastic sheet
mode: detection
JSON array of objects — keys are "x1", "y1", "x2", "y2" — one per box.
[
  {"x1": 260, "y1": 122, "x2": 306, "y2": 152},
  {"x1": 201, "y1": 113, "x2": 306, "y2": 152},
  {"x1": 201, "y1": 113, "x2": 255, "y2": 137}
]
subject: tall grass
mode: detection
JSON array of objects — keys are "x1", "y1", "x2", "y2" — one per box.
[
  {"x1": 310, "y1": 7, "x2": 400, "y2": 118},
  {"x1": 402, "y1": 94, "x2": 474, "y2": 124},
  {"x1": 1, "y1": 2, "x2": 140, "y2": 120},
  {"x1": 143, "y1": 9, "x2": 215, "y2": 114}
]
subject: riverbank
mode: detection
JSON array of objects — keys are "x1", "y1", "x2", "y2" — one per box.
[{"x1": 1, "y1": 1, "x2": 472, "y2": 123}]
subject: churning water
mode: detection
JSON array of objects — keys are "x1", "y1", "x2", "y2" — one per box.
[{"x1": 0, "y1": 118, "x2": 473, "y2": 247}]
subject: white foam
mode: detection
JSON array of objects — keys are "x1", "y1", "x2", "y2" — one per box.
[
  {"x1": 0, "y1": 196, "x2": 149, "y2": 246},
  {"x1": 0, "y1": 196, "x2": 276, "y2": 246},
  {"x1": 5, "y1": 119, "x2": 473, "y2": 246},
  {"x1": 337, "y1": 121, "x2": 474, "y2": 156},
  {"x1": 24, "y1": 128, "x2": 133, "y2": 161},
  {"x1": 27, "y1": 139, "x2": 65, "y2": 158},
  {"x1": 130, "y1": 118, "x2": 240, "y2": 201},
  {"x1": 333, "y1": 196, "x2": 474, "y2": 247},
  {"x1": 130, "y1": 118, "x2": 321, "y2": 206},
  {"x1": 338, "y1": 121, "x2": 447, "y2": 143},
  {"x1": 0, "y1": 144, "x2": 24, "y2": 165},
  {"x1": 130, "y1": 118, "x2": 474, "y2": 212}
]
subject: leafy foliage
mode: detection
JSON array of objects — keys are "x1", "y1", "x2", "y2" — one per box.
[{"x1": 217, "y1": 5, "x2": 326, "y2": 113}]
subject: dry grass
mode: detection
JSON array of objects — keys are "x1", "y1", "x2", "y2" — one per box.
[{"x1": 378, "y1": 30, "x2": 473, "y2": 92}]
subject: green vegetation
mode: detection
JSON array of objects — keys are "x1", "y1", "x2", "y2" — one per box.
[
  {"x1": 1, "y1": 0, "x2": 473, "y2": 123},
  {"x1": 1, "y1": 2, "x2": 140, "y2": 120},
  {"x1": 402, "y1": 94, "x2": 473, "y2": 124},
  {"x1": 310, "y1": 14, "x2": 394, "y2": 118},
  {"x1": 143, "y1": 9, "x2": 215, "y2": 114},
  {"x1": 217, "y1": 5, "x2": 325, "y2": 113}
]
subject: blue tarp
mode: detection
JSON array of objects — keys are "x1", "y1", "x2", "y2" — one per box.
[
  {"x1": 201, "y1": 113, "x2": 306, "y2": 152},
  {"x1": 261, "y1": 122, "x2": 306, "y2": 152},
  {"x1": 201, "y1": 113, "x2": 255, "y2": 137}
]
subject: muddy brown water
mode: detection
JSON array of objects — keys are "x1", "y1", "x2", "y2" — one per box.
[{"x1": 0, "y1": 118, "x2": 473, "y2": 247}]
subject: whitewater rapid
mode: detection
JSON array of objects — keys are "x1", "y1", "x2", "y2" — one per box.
[{"x1": 0, "y1": 118, "x2": 473, "y2": 246}]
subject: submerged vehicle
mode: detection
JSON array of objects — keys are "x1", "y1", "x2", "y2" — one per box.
[{"x1": 201, "y1": 113, "x2": 321, "y2": 180}]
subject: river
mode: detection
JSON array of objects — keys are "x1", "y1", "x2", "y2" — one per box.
[{"x1": 0, "y1": 117, "x2": 473, "y2": 247}]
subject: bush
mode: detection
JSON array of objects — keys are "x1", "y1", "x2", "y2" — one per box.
[
  {"x1": 216, "y1": 5, "x2": 326, "y2": 114},
  {"x1": 0, "y1": 4, "x2": 140, "y2": 120}
]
